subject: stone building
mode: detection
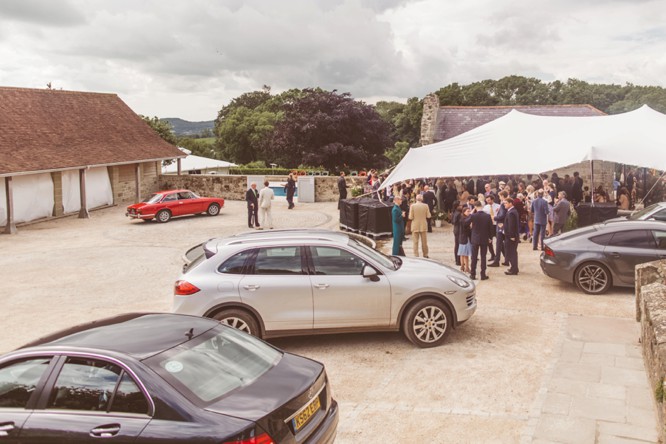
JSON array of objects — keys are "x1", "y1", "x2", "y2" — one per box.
[{"x1": 0, "y1": 86, "x2": 184, "y2": 233}]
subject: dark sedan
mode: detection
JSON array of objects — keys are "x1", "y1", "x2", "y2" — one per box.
[
  {"x1": 540, "y1": 220, "x2": 666, "y2": 294},
  {"x1": 0, "y1": 313, "x2": 338, "y2": 443}
]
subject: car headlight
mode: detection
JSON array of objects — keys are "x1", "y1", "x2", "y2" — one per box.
[{"x1": 447, "y1": 275, "x2": 470, "y2": 288}]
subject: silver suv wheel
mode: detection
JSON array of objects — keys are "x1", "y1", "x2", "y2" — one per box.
[{"x1": 402, "y1": 298, "x2": 451, "y2": 348}]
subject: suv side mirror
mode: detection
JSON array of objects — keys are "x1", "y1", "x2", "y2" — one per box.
[{"x1": 362, "y1": 265, "x2": 380, "y2": 282}]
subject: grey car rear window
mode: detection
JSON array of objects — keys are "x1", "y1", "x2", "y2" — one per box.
[
  {"x1": 608, "y1": 230, "x2": 655, "y2": 248},
  {"x1": 147, "y1": 327, "x2": 281, "y2": 404},
  {"x1": 590, "y1": 233, "x2": 613, "y2": 246}
]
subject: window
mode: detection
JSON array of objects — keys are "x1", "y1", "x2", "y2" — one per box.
[
  {"x1": 310, "y1": 247, "x2": 365, "y2": 275},
  {"x1": 652, "y1": 209, "x2": 666, "y2": 222},
  {"x1": 590, "y1": 233, "x2": 614, "y2": 246},
  {"x1": 608, "y1": 230, "x2": 655, "y2": 249},
  {"x1": 253, "y1": 247, "x2": 303, "y2": 275},
  {"x1": 653, "y1": 231, "x2": 666, "y2": 250},
  {"x1": 110, "y1": 372, "x2": 148, "y2": 414},
  {"x1": 146, "y1": 327, "x2": 280, "y2": 404},
  {"x1": 0, "y1": 357, "x2": 51, "y2": 408},
  {"x1": 218, "y1": 250, "x2": 255, "y2": 274},
  {"x1": 48, "y1": 357, "x2": 148, "y2": 414},
  {"x1": 162, "y1": 194, "x2": 178, "y2": 202},
  {"x1": 178, "y1": 192, "x2": 195, "y2": 200}
]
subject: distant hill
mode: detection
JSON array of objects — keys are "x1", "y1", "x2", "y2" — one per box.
[{"x1": 161, "y1": 118, "x2": 214, "y2": 136}]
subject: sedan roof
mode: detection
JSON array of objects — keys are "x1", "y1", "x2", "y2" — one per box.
[{"x1": 19, "y1": 313, "x2": 219, "y2": 360}]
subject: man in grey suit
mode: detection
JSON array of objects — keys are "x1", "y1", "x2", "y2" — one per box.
[
  {"x1": 552, "y1": 191, "x2": 571, "y2": 236},
  {"x1": 531, "y1": 189, "x2": 550, "y2": 250}
]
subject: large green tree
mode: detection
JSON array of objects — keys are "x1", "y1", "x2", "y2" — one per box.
[{"x1": 264, "y1": 89, "x2": 391, "y2": 171}]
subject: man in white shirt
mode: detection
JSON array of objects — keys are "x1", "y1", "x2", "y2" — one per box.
[
  {"x1": 482, "y1": 194, "x2": 501, "y2": 262},
  {"x1": 257, "y1": 180, "x2": 275, "y2": 229}
]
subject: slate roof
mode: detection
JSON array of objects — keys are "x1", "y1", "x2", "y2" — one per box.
[
  {"x1": 434, "y1": 105, "x2": 605, "y2": 142},
  {"x1": 0, "y1": 87, "x2": 184, "y2": 176}
]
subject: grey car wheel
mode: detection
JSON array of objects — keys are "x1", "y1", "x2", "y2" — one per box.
[
  {"x1": 213, "y1": 309, "x2": 260, "y2": 337},
  {"x1": 575, "y1": 262, "x2": 611, "y2": 294},
  {"x1": 207, "y1": 203, "x2": 220, "y2": 216},
  {"x1": 156, "y1": 209, "x2": 171, "y2": 223},
  {"x1": 402, "y1": 298, "x2": 452, "y2": 348}
]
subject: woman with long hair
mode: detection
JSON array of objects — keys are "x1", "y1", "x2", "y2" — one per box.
[{"x1": 457, "y1": 207, "x2": 472, "y2": 273}]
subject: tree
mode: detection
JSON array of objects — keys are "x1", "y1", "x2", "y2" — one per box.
[
  {"x1": 141, "y1": 115, "x2": 177, "y2": 145},
  {"x1": 265, "y1": 89, "x2": 391, "y2": 171},
  {"x1": 215, "y1": 106, "x2": 280, "y2": 164}
]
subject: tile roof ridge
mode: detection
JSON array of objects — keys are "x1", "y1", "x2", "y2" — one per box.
[{"x1": 0, "y1": 85, "x2": 117, "y2": 96}]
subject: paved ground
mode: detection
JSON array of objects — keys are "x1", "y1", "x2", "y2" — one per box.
[{"x1": 1, "y1": 199, "x2": 659, "y2": 443}]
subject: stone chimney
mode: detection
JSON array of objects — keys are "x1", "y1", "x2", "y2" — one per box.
[{"x1": 419, "y1": 93, "x2": 439, "y2": 146}]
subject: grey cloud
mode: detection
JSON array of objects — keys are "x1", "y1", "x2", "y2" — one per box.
[{"x1": 0, "y1": 0, "x2": 85, "y2": 26}]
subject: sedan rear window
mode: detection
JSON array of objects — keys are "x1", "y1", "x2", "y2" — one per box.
[
  {"x1": 590, "y1": 233, "x2": 613, "y2": 246},
  {"x1": 147, "y1": 327, "x2": 281, "y2": 404},
  {"x1": 608, "y1": 230, "x2": 655, "y2": 248}
]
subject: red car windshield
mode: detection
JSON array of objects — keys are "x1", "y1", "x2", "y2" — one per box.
[{"x1": 143, "y1": 194, "x2": 163, "y2": 204}]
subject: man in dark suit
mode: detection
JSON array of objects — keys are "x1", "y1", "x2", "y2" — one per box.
[
  {"x1": 337, "y1": 172, "x2": 348, "y2": 210},
  {"x1": 571, "y1": 171, "x2": 583, "y2": 205},
  {"x1": 467, "y1": 201, "x2": 493, "y2": 280},
  {"x1": 422, "y1": 185, "x2": 436, "y2": 232},
  {"x1": 246, "y1": 182, "x2": 260, "y2": 228},
  {"x1": 503, "y1": 197, "x2": 520, "y2": 275},
  {"x1": 476, "y1": 177, "x2": 486, "y2": 197}
]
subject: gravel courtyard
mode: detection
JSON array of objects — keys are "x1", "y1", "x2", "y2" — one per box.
[{"x1": 1, "y1": 200, "x2": 657, "y2": 443}]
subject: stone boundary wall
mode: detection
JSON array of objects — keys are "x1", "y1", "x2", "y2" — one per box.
[
  {"x1": 636, "y1": 260, "x2": 666, "y2": 441},
  {"x1": 159, "y1": 174, "x2": 369, "y2": 202}
]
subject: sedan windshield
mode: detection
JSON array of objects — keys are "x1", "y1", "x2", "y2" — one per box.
[
  {"x1": 143, "y1": 194, "x2": 163, "y2": 204},
  {"x1": 347, "y1": 238, "x2": 397, "y2": 270},
  {"x1": 146, "y1": 327, "x2": 281, "y2": 404},
  {"x1": 628, "y1": 203, "x2": 660, "y2": 220}
]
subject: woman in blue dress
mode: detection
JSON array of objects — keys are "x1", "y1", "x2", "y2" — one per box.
[{"x1": 391, "y1": 196, "x2": 405, "y2": 256}]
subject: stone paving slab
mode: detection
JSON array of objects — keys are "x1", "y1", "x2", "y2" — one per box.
[{"x1": 530, "y1": 316, "x2": 659, "y2": 443}]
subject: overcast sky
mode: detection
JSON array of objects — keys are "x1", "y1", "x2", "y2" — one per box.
[{"x1": 1, "y1": 0, "x2": 665, "y2": 121}]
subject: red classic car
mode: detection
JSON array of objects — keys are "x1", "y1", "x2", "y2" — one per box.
[{"x1": 126, "y1": 189, "x2": 224, "y2": 223}]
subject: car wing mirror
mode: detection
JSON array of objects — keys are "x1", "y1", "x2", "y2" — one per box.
[{"x1": 362, "y1": 265, "x2": 380, "y2": 282}]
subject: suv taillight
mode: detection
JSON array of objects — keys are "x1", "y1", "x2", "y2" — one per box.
[
  {"x1": 222, "y1": 432, "x2": 275, "y2": 444},
  {"x1": 174, "y1": 280, "x2": 200, "y2": 295}
]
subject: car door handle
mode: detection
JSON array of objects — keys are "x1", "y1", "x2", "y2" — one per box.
[
  {"x1": 0, "y1": 422, "x2": 15, "y2": 437},
  {"x1": 659, "y1": 254, "x2": 666, "y2": 259},
  {"x1": 314, "y1": 283, "x2": 329, "y2": 289},
  {"x1": 610, "y1": 252, "x2": 621, "y2": 258},
  {"x1": 90, "y1": 424, "x2": 121, "y2": 438},
  {"x1": 243, "y1": 284, "x2": 260, "y2": 291}
]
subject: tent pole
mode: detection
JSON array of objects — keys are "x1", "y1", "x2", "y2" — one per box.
[{"x1": 590, "y1": 160, "x2": 595, "y2": 207}]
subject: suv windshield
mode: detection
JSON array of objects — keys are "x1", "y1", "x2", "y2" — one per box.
[
  {"x1": 628, "y1": 203, "x2": 660, "y2": 220},
  {"x1": 146, "y1": 326, "x2": 281, "y2": 404},
  {"x1": 347, "y1": 238, "x2": 396, "y2": 270}
]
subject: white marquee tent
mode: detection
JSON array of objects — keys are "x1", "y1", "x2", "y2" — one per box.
[
  {"x1": 162, "y1": 148, "x2": 237, "y2": 174},
  {"x1": 382, "y1": 105, "x2": 666, "y2": 187}
]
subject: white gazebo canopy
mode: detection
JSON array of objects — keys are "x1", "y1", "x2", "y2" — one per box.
[
  {"x1": 382, "y1": 105, "x2": 666, "y2": 187},
  {"x1": 163, "y1": 148, "x2": 237, "y2": 174}
]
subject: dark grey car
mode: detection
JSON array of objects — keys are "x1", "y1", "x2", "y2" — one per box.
[{"x1": 540, "y1": 220, "x2": 666, "y2": 294}]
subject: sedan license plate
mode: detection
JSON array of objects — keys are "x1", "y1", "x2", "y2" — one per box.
[{"x1": 292, "y1": 396, "x2": 321, "y2": 432}]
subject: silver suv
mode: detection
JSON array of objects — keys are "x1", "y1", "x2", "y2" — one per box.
[{"x1": 173, "y1": 229, "x2": 476, "y2": 348}]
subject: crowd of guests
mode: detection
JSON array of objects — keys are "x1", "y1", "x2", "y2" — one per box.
[{"x1": 383, "y1": 172, "x2": 581, "y2": 281}]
